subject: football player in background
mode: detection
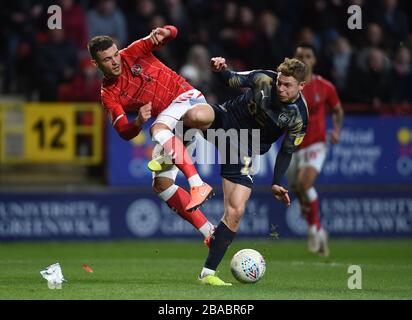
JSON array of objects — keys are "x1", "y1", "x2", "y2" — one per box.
[
  {"x1": 87, "y1": 26, "x2": 215, "y2": 241},
  {"x1": 286, "y1": 43, "x2": 344, "y2": 257}
]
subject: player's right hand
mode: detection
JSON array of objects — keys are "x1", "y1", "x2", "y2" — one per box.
[
  {"x1": 210, "y1": 57, "x2": 227, "y2": 72},
  {"x1": 330, "y1": 128, "x2": 340, "y2": 144},
  {"x1": 135, "y1": 102, "x2": 152, "y2": 127},
  {"x1": 271, "y1": 184, "x2": 291, "y2": 206}
]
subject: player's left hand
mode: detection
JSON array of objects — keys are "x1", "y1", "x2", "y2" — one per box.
[
  {"x1": 149, "y1": 27, "x2": 171, "y2": 45},
  {"x1": 330, "y1": 128, "x2": 340, "y2": 144},
  {"x1": 271, "y1": 184, "x2": 291, "y2": 206},
  {"x1": 210, "y1": 57, "x2": 228, "y2": 72}
]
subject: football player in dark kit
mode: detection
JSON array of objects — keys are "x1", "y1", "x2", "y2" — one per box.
[{"x1": 150, "y1": 56, "x2": 309, "y2": 285}]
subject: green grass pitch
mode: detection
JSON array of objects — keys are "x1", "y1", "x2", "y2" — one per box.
[{"x1": 0, "y1": 239, "x2": 411, "y2": 300}]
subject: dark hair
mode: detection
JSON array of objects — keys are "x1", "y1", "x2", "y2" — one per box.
[
  {"x1": 277, "y1": 58, "x2": 308, "y2": 82},
  {"x1": 295, "y1": 43, "x2": 317, "y2": 58},
  {"x1": 87, "y1": 36, "x2": 114, "y2": 60}
]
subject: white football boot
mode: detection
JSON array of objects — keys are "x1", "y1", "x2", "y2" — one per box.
[
  {"x1": 317, "y1": 228, "x2": 330, "y2": 257},
  {"x1": 307, "y1": 225, "x2": 320, "y2": 253}
]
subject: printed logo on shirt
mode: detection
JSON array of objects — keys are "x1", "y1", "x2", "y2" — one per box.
[
  {"x1": 278, "y1": 113, "x2": 290, "y2": 125},
  {"x1": 294, "y1": 134, "x2": 305, "y2": 146},
  {"x1": 131, "y1": 64, "x2": 142, "y2": 76}
]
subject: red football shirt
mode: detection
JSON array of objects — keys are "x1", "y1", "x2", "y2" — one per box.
[
  {"x1": 299, "y1": 74, "x2": 340, "y2": 148},
  {"x1": 100, "y1": 25, "x2": 194, "y2": 140}
]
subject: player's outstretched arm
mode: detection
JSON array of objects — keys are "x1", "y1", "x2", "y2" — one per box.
[
  {"x1": 210, "y1": 57, "x2": 258, "y2": 89},
  {"x1": 124, "y1": 25, "x2": 178, "y2": 56},
  {"x1": 148, "y1": 26, "x2": 177, "y2": 46}
]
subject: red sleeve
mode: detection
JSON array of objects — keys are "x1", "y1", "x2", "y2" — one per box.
[
  {"x1": 324, "y1": 80, "x2": 340, "y2": 109},
  {"x1": 163, "y1": 25, "x2": 178, "y2": 39},
  {"x1": 122, "y1": 38, "x2": 154, "y2": 58},
  {"x1": 122, "y1": 25, "x2": 178, "y2": 57},
  {"x1": 101, "y1": 92, "x2": 141, "y2": 141},
  {"x1": 114, "y1": 116, "x2": 142, "y2": 141}
]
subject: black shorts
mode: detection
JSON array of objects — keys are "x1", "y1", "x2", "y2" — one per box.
[
  {"x1": 207, "y1": 104, "x2": 254, "y2": 189},
  {"x1": 220, "y1": 163, "x2": 254, "y2": 189}
]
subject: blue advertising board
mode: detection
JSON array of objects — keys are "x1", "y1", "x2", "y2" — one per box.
[
  {"x1": 1, "y1": 190, "x2": 411, "y2": 240},
  {"x1": 107, "y1": 116, "x2": 412, "y2": 186}
]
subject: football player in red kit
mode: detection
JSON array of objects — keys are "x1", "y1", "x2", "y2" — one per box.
[
  {"x1": 286, "y1": 44, "x2": 344, "y2": 257},
  {"x1": 87, "y1": 26, "x2": 215, "y2": 241}
]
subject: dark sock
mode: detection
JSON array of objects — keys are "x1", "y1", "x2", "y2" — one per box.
[{"x1": 204, "y1": 221, "x2": 236, "y2": 271}]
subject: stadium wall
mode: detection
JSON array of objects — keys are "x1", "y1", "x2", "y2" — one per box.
[
  {"x1": 0, "y1": 115, "x2": 411, "y2": 241},
  {"x1": 108, "y1": 116, "x2": 412, "y2": 186},
  {"x1": 0, "y1": 189, "x2": 411, "y2": 240}
]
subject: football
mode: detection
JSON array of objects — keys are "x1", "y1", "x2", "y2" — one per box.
[{"x1": 230, "y1": 249, "x2": 266, "y2": 283}]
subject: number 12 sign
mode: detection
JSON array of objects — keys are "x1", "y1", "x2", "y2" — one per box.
[{"x1": 24, "y1": 104, "x2": 75, "y2": 162}]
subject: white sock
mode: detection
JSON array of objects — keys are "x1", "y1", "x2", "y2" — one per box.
[
  {"x1": 199, "y1": 221, "x2": 215, "y2": 238},
  {"x1": 153, "y1": 130, "x2": 174, "y2": 145},
  {"x1": 188, "y1": 174, "x2": 203, "y2": 187},
  {"x1": 200, "y1": 267, "x2": 215, "y2": 278},
  {"x1": 306, "y1": 187, "x2": 318, "y2": 202},
  {"x1": 157, "y1": 184, "x2": 178, "y2": 201}
]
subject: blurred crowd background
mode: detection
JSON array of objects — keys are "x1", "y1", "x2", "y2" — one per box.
[{"x1": 0, "y1": 0, "x2": 411, "y2": 114}]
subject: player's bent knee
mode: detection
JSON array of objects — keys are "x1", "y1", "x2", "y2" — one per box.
[{"x1": 183, "y1": 104, "x2": 214, "y2": 130}]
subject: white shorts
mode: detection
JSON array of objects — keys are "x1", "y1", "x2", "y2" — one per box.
[
  {"x1": 152, "y1": 89, "x2": 207, "y2": 130},
  {"x1": 286, "y1": 142, "x2": 327, "y2": 186},
  {"x1": 150, "y1": 89, "x2": 205, "y2": 182}
]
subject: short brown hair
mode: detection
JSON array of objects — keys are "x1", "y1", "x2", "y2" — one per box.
[
  {"x1": 277, "y1": 58, "x2": 308, "y2": 82},
  {"x1": 87, "y1": 36, "x2": 114, "y2": 60}
]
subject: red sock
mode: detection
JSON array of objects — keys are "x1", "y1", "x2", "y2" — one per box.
[
  {"x1": 162, "y1": 135, "x2": 198, "y2": 179},
  {"x1": 166, "y1": 186, "x2": 207, "y2": 229},
  {"x1": 302, "y1": 199, "x2": 321, "y2": 230},
  {"x1": 300, "y1": 201, "x2": 311, "y2": 225}
]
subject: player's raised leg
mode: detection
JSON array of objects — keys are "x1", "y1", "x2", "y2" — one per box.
[
  {"x1": 150, "y1": 143, "x2": 214, "y2": 238},
  {"x1": 183, "y1": 103, "x2": 215, "y2": 131},
  {"x1": 198, "y1": 178, "x2": 252, "y2": 286},
  {"x1": 150, "y1": 94, "x2": 215, "y2": 212},
  {"x1": 152, "y1": 169, "x2": 215, "y2": 240}
]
